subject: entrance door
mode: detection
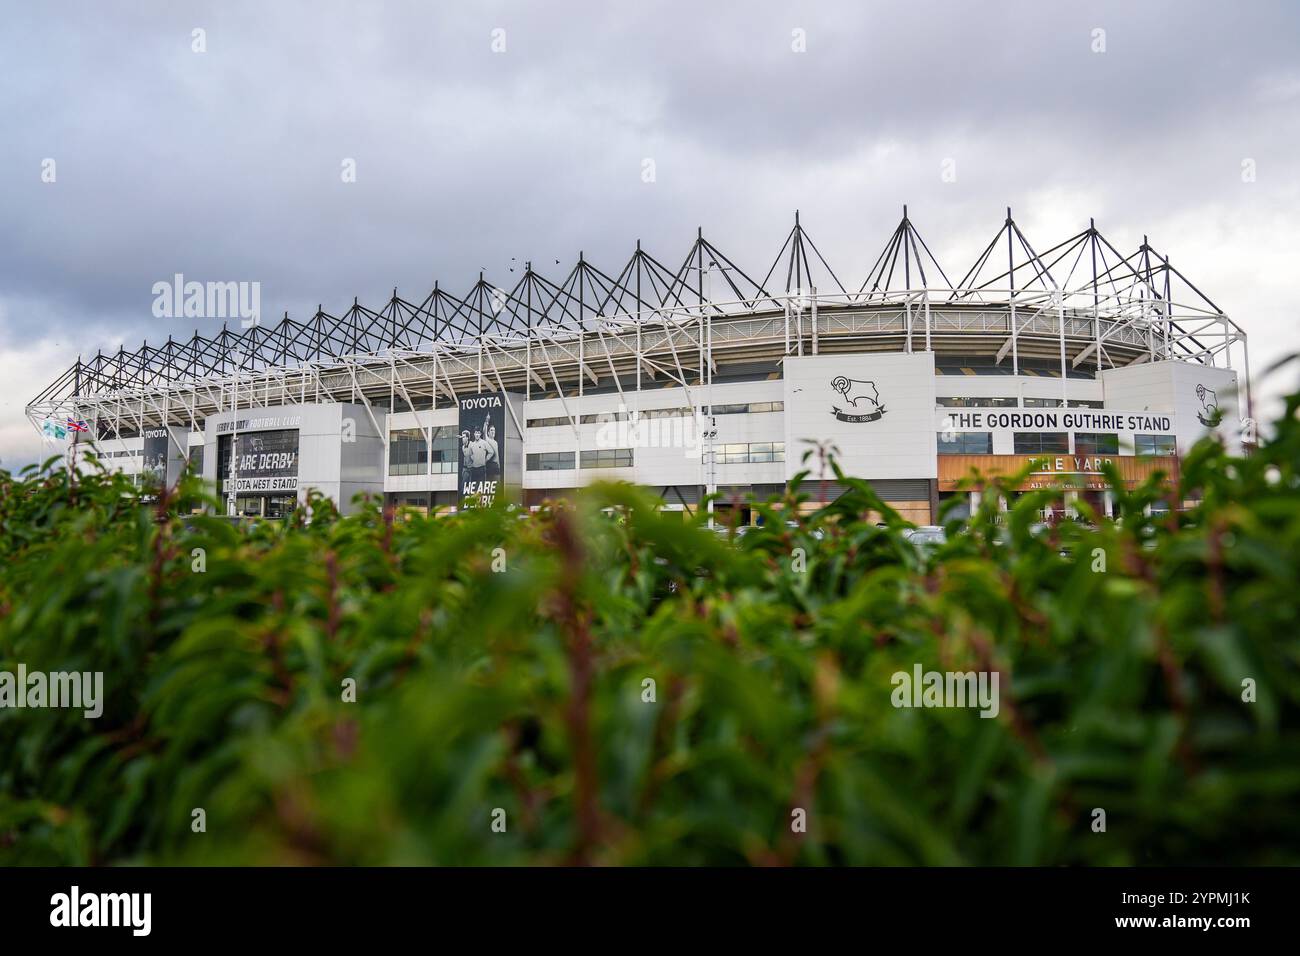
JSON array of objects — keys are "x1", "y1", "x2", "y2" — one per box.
[
  {"x1": 234, "y1": 495, "x2": 263, "y2": 517},
  {"x1": 1076, "y1": 489, "x2": 1106, "y2": 522},
  {"x1": 264, "y1": 495, "x2": 296, "y2": 518}
]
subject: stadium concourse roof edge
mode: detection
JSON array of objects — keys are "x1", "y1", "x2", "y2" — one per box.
[{"x1": 29, "y1": 207, "x2": 1241, "y2": 410}]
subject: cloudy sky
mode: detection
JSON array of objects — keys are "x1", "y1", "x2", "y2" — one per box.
[{"x1": 2, "y1": 0, "x2": 1298, "y2": 466}]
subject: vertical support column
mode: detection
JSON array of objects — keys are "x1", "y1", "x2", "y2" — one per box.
[
  {"x1": 1241, "y1": 332, "x2": 1255, "y2": 445},
  {"x1": 811, "y1": 286, "x2": 818, "y2": 355},
  {"x1": 1163, "y1": 256, "x2": 1173, "y2": 361},
  {"x1": 904, "y1": 295, "x2": 913, "y2": 354},
  {"x1": 1008, "y1": 209, "x2": 1019, "y2": 376},
  {"x1": 696, "y1": 312, "x2": 703, "y2": 391},
  {"x1": 1058, "y1": 291, "x2": 1068, "y2": 408},
  {"x1": 923, "y1": 291, "x2": 932, "y2": 352},
  {"x1": 1090, "y1": 222, "x2": 1103, "y2": 374},
  {"x1": 525, "y1": 266, "x2": 533, "y2": 403},
  {"x1": 635, "y1": 245, "x2": 643, "y2": 396},
  {"x1": 1064, "y1": 489, "x2": 1079, "y2": 519},
  {"x1": 579, "y1": 256, "x2": 586, "y2": 399}
]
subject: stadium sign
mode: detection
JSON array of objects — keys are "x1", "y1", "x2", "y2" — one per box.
[
  {"x1": 940, "y1": 410, "x2": 1174, "y2": 432},
  {"x1": 937, "y1": 454, "x2": 1176, "y2": 492},
  {"x1": 1028, "y1": 456, "x2": 1115, "y2": 475},
  {"x1": 216, "y1": 415, "x2": 302, "y2": 433},
  {"x1": 220, "y1": 428, "x2": 300, "y2": 494}
]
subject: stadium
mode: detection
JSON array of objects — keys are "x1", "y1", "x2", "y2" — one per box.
[{"x1": 25, "y1": 208, "x2": 1250, "y2": 524}]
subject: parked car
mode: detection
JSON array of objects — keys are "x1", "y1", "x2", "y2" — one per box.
[
  {"x1": 903, "y1": 526, "x2": 947, "y2": 553},
  {"x1": 712, "y1": 523, "x2": 751, "y2": 539},
  {"x1": 784, "y1": 520, "x2": 825, "y2": 541}
]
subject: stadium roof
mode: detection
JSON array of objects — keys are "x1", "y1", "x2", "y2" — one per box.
[{"x1": 31, "y1": 208, "x2": 1233, "y2": 406}]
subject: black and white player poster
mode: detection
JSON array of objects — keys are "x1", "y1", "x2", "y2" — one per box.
[
  {"x1": 141, "y1": 427, "x2": 169, "y2": 486},
  {"x1": 458, "y1": 392, "x2": 504, "y2": 507}
]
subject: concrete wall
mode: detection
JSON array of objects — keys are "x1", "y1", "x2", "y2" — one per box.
[{"x1": 203, "y1": 403, "x2": 385, "y2": 515}]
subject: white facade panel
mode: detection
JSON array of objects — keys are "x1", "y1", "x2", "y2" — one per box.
[
  {"x1": 1101, "y1": 361, "x2": 1241, "y2": 454},
  {"x1": 783, "y1": 353, "x2": 938, "y2": 481},
  {"x1": 935, "y1": 375, "x2": 1104, "y2": 406}
]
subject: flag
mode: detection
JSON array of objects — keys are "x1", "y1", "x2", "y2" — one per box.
[
  {"x1": 42, "y1": 419, "x2": 67, "y2": 440},
  {"x1": 66, "y1": 418, "x2": 89, "y2": 433}
]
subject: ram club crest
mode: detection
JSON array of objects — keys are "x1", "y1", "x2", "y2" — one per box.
[
  {"x1": 1195, "y1": 383, "x2": 1221, "y2": 427},
  {"x1": 830, "y1": 375, "x2": 887, "y2": 423}
]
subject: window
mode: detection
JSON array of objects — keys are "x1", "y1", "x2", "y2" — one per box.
[
  {"x1": 1014, "y1": 432, "x2": 1069, "y2": 454},
  {"x1": 580, "y1": 448, "x2": 633, "y2": 469},
  {"x1": 388, "y1": 427, "x2": 427, "y2": 476},
  {"x1": 937, "y1": 432, "x2": 993, "y2": 455},
  {"x1": 264, "y1": 495, "x2": 296, "y2": 519},
  {"x1": 526, "y1": 451, "x2": 576, "y2": 471},
  {"x1": 388, "y1": 426, "x2": 459, "y2": 476},
  {"x1": 391, "y1": 396, "x2": 436, "y2": 413},
  {"x1": 529, "y1": 406, "x2": 695, "y2": 427},
  {"x1": 936, "y1": 397, "x2": 1017, "y2": 408},
  {"x1": 1068, "y1": 400, "x2": 1105, "y2": 409},
  {"x1": 1023, "y1": 397, "x2": 1063, "y2": 408},
  {"x1": 709, "y1": 401, "x2": 784, "y2": 415},
  {"x1": 1074, "y1": 432, "x2": 1118, "y2": 455},
  {"x1": 933, "y1": 358, "x2": 1095, "y2": 380},
  {"x1": 430, "y1": 426, "x2": 458, "y2": 474},
  {"x1": 747, "y1": 441, "x2": 784, "y2": 463},
  {"x1": 527, "y1": 415, "x2": 572, "y2": 429},
  {"x1": 1135, "y1": 434, "x2": 1176, "y2": 456},
  {"x1": 708, "y1": 442, "x2": 785, "y2": 464}
]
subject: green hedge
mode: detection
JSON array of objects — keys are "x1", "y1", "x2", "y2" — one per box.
[{"x1": 1, "y1": 386, "x2": 1298, "y2": 865}]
